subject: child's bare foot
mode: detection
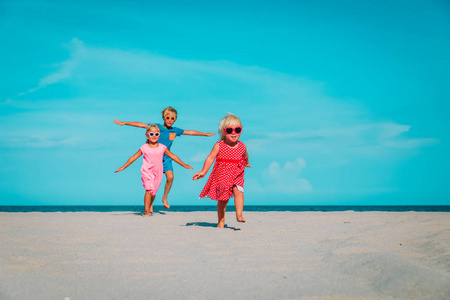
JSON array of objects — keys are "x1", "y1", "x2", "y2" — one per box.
[
  {"x1": 236, "y1": 216, "x2": 246, "y2": 223},
  {"x1": 142, "y1": 212, "x2": 152, "y2": 216},
  {"x1": 162, "y1": 196, "x2": 170, "y2": 209},
  {"x1": 217, "y1": 220, "x2": 225, "y2": 228}
]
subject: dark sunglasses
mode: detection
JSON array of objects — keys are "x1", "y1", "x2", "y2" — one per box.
[
  {"x1": 165, "y1": 116, "x2": 176, "y2": 121},
  {"x1": 224, "y1": 127, "x2": 242, "y2": 134},
  {"x1": 147, "y1": 132, "x2": 160, "y2": 137}
]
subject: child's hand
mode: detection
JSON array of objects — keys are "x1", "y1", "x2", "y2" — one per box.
[
  {"x1": 185, "y1": 165, "x2": 194, "y2": 170},
  {"x1": 205, "y1": 133, "x2": 216, "y2": 137},
  {"x1": 246, "y1": 163, "x2": 252, "y2": 168},
  {"x1": 115, "y1": 167, "x2": 125, "y2": 173},
  {"x1": 114, "y1": 119, "x2": 125, "y2": 126},
  {"x1": 193, "y1": 171, "x2": 206, "y2": 180}
]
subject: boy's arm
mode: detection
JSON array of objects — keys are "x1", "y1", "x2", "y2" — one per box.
[
  {"x1": 182, "y1": 130, "x2": 215, "y2": 137},
  {"x1": 164, "y1": 149, "x2": 193, "y2": 169},
  {"x1": 193, "y1": 143, "x2": 220, "y2": 180},
  {"x1": 114, "y1": 119, "x2": 148, "y2": 128},
  {"x1": 115, "y1": 150, "x2": 142, "y2": 172}
]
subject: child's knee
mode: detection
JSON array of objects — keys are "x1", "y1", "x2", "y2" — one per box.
[
  {"x1": 217, "y1": 199, "x2": 229, "y2": 207},
  {"x1": 144, "y1": 187, "x2": 156, "y2": 195},
  {"x1": 165, "y1": 172, "x2": 174, "y2": 182}
]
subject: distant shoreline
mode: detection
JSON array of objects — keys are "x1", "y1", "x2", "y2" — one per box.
[{"x1": 1, "y1": 205, "x2": 450, "y2": 212}]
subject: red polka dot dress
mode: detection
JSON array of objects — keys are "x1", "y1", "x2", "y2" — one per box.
[{"x1": 199, "y1": 140, "x2": 247, "y2": 201}]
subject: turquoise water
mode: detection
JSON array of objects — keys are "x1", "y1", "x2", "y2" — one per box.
[{"x1": 1, "y1": 205, "x2": 449, "y2": 212}]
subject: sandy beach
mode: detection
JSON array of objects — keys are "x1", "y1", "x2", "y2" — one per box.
[{"x1": 1, "y1": 211, "x2": 449, "y2": 300}]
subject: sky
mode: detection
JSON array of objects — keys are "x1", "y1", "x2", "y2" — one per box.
[{"x1": 1, "y1": 0, "x2": 449, "y2": 206}]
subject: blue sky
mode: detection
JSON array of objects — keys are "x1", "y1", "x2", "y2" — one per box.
[{"x1": 1, "y1": 0, "x2": 449, "y2": 206}]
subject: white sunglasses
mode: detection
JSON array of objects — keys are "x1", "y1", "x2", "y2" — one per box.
[{"x1": 147, "y1": 132, "x2": 160, "y2": 137}]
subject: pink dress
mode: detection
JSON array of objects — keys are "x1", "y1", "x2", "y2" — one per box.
[
  {"x1": 140, "y1": 143, "x2": 167, "y2": 195},
  {"x1": 199, "y1": 140, "x2": 247, "y2": 201}
]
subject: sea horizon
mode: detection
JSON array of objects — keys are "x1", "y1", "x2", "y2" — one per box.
[{"x1": 1, "y1": 205, "x2": 449, "y2": 213}]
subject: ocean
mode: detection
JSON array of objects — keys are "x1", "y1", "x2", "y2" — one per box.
[{"x1": 1, "y1": 205, "x2": 449, "y2": 212}]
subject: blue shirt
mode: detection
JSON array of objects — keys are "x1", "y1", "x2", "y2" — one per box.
[{"x1": 155, "y1": 123, "x2": 184, "y2": 150}]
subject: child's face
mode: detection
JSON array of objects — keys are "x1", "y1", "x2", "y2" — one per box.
[
  {"x1": 163, "y1": 113, "x2": 177, "y2": 127},
  {"x1": 223, "y1": 125, "x2": 242, "y2": 144},
  {"x1": 146, "y1": 127, "x2": 160, "y2": 143}
]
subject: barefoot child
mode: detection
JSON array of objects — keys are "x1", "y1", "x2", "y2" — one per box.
[
  {"x1": 114, "y1": 107, "x2": 214, "y2": 209},
  {"x1": 193, "y1": 114, "x2": 251, "y2": 228},
  {"x1": 115, "y1": 124, "x2": 193, "y2": 216}
]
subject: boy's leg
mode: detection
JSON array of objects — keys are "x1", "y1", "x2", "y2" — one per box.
[
  {"x1": 217, "y1": 200, "x2": 229, "y2": 228},
  {"x1": 233, "y1": 187, "x2": 246, "y2": 223},
  {"x1": 162, "y1": 170, "x2": 174, "y2": 209}
]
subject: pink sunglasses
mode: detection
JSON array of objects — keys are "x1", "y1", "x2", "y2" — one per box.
[{"x1": 224, "y1": 127, "x2": 242, "y2": 134}]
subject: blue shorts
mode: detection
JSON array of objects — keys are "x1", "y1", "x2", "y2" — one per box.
[{"x1": 163, "y1": 156, "x2": 173, "y2": 173}]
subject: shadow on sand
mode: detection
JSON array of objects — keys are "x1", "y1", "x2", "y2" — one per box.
[{"x1": 185, "y1": 222, "x2": 241, "y2": 231}]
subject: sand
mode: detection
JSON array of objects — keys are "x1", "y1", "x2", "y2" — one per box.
[{"x1": 1, "y1": 210, "x2": 449, "y2": 300}]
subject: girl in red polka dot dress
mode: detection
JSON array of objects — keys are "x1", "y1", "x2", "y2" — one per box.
[{"x1": 193, "y1": 114, "x2": 251, "y2": 228}]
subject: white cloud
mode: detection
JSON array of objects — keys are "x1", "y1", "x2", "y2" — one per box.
[
  {"x1": 13, "y1": 38, "x2": 436, "y2": 161},
  {"x1": 0, "y1": 110, "x2": 114, "y2": 149},
  {"x1": 250, "y1": 158, "x2": 312, "y2": 194},
  {"x1": 19, "y1": 38, "x2": 86, "y2": 96},
  {"x1": 3, "y1": 135, "x2": 77, "y2": 148},
  {"x1": 190, "y1": 151, "x2": 208, "y2": 163},
  {"x1": 247, "y1": 123, "x2": 437, "y2": 158},
  {"x1": 384, "y1": 138, "x2": 437, "y2": 149},
  {"x1": 0, "y1": 98, "x2": 29, "y2": 108},
  {"x1": 267, "y1": 123, "x2": 411, "y2": 140}
]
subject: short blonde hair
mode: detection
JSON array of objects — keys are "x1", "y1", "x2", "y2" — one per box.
[
  {"x1": 218, "y1": 113, "x2": 242, "y2": 140},
  {"x1": 161, "y1": 107, "x2": 178, "y2": 119}
]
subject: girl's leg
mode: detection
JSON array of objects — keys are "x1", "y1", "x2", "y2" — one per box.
[
  {"x1": 162, "y1": 171, "x2": 174, "y2": 209},
  {"x1": 217, "y1": 200, "x2": 229, "y2": 228},
  {"x1": 233, "y1": 187, "x2": 246, "y2": 223},
  {"x1": 144, "y1": 191, "x2": 152, "y2": 215},
  {"x1": 149, "y1": 194, "x2": 156, "y2": 214}
]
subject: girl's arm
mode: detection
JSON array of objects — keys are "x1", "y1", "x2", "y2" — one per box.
[
  {"x1": 193, "y1": 143, "x2": 220, "y2": 180},
  {"x1": 243, "y1": 150, "x2": 252, "y2": 168},
  {"x1": 114, "y1": 119, "x2": 148, "y2": 128},
  {"x1": 182, "y1": 130, "x2": 215, "y2": 137},
  {"x1": 164, "y1": 149, "x2": 193, "y2": 170},
  {"x1": 115, "y1": 150, "x2": 142, "y2": 173}
]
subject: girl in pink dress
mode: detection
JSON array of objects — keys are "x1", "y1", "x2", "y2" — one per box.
[
  {"x1": 193, "y1": 114, "x2": 251, "y2": 228},
  {"x1": 115, "y1": 124, "x2": 193, "y2": 216}
]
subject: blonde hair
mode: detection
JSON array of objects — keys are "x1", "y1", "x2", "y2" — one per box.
[
  {"x1": 145, "y1": 124, "x2": 160, "y2": 143},
  {"x1": 161, "y1": 107, "x2": 178, "y2": 119},
  {"x1": 219, "y1": 113, "x2": 242, "y2": 140}
]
